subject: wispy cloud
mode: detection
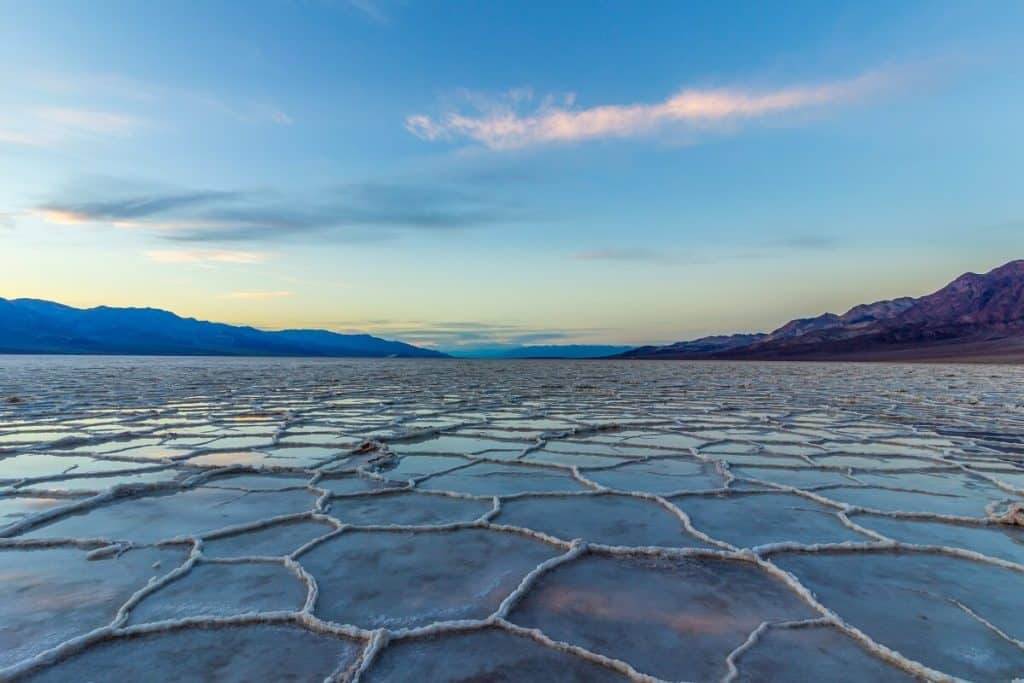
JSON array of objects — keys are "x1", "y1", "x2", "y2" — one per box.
[
  {"x1": 36, "y1": 108, "x2": 143, "y2": 136},
  {"x1": 221, "y1": 290, "x2": 292, "y2": 300},
  {"x1": 38, "y1": 181, "x2": 523, "y2": 242},
  {"x1": 0, "y1": 130, "x2": 46, "y2": 147},
  {"x1": 575, "y1": 235, "x2": 842, "y2": 267},
  {"x1": 763, "y1": 234, "x2": 841, "y2": 250},
  {"x1": 269, "y1": 110, "x2": 293, "y2": 126},
  {"x1": 348, "y1": 0, "x2": 389, "y2": 23},
  {"x1": 26, "y1": 70, "x2": 161, "y2": 101},
  {"x1": 327, "y1": 319, "x2": 617, "y2": 348},
  {"x1": 729, "y1": 234, "x2": 845, "y2": 261},
  {"x1": 407, "y1": 70, "x2": 890, "y2": 150},
  {"x1": 194, "y1": 97, "x2": 293, "y2": 127},
  {"x1": 0, "y1": 107, "x2": 145, "y2": 147},
  {"x1": 2, "y1": 69, "x2": 292, "y2": 149},
  {"x1": 575, "y1": 248, "x2": 695, "y2": 265},
  {"x1": 145, "y1": 249, "x2": 269, "y2": 264},
  {"x1": 40, "y1": 191, "x2": 239, "y2": 224}
]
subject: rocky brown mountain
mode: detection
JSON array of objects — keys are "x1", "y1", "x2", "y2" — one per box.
[{"x1": 622, "y1": 260, "x2": 1024, "y2": 361}]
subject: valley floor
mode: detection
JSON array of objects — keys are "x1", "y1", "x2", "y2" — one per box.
[{"x1": 1, "y1": 358, "x2": 1022, "y2": 681}]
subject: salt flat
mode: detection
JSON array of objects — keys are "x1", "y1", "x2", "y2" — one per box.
[{"x1": 1, "y1": 356, "x2": 1022, "y2": 681}]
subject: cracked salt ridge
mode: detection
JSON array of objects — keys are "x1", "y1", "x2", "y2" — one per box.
[
  {"x1": 772, "y1": 550, "x2": 1024, "y2": 680},
  {"x1": 24, "y1": 624, "x2": 362, "y2": 682},
  {"x1": 0, "y1": 360, "x2": 1023, "y2": 681},
  {"x1": 722, "y1": 619, "x2": 917, "y2": 682}
]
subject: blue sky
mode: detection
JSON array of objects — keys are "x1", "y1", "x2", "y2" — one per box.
[{"x1": 2, "y1": 1, "x2": 1022, "y2": 350}]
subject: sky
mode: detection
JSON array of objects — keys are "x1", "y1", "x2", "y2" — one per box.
[{"x1": 2, "y1": 1, "x2": 1023, "y2": 351}]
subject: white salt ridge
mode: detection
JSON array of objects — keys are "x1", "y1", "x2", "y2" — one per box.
[{"x1": 0, "y1": 358, "x2": 1022, "y2": 681}]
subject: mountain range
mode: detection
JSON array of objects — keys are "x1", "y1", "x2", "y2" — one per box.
[
  {"x1": 622, "y1": 259, "x2": 1024, "y2": 362},
  {"x1": 3, "y1": 259, "x2": 1022, "y2": 362},
  {"x1": 0, "y1": 298, "x2": 446, "y2": 358}
]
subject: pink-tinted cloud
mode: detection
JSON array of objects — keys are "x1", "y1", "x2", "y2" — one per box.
[
  {"x1": 145, "y1": 249, "x2": 268, "y2": 265},
  {"x1": 407, "y1": 70, "x2": 889, "y2": 150},
  {"x1": 36, "y1": 208, "x2": 220, "y2": 234}
]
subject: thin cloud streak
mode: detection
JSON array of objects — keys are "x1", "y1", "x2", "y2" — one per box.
[
  {"x1": 221, "y1": 290, "x2": 292, "y2": 300},
  {"x1": 348, "y1": 0, "x2": 389, "y2": 24},
  {"x1": 40, "y1": 191, "x2": 239, "y2": 223},
  {"x1": 36, "y1": 108, "x2": 143, "y2": 135},
  {"x1": 145, "y1": 249, "x2": 268, "y2": 265},
  {"x1": 328, "y1": 319, "x2": 619, "y2": 348},
  {"x1": 0, "y1": 69, "x2": 290, "y2": 150},
  {"x1": 0, "y1": 107, "x2": 145, "y2": 147},
  {"x1": 575, "y1": 248, "x2": 695, "y2": 265},
  {"x1": 764, "y1": 235, "x2": 841, "y2": 250},
  {"x1": 0, "y1": 130, "x2": 46, "y2": 147},
  {"x1": 37, "y1": 181, "x2": 524, "y2": 243},
  {"x1": 21, "y1": 69, "x2": 293, "y2": 128},
  {"x1": 407, "y1": 70, "x2": 890, "y2": 150},
  {"x1": 575, "y1": 235, "x2": 843, "y2": 267}
]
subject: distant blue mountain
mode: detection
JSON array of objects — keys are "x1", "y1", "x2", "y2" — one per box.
[
  {"x1": 452, "y1": 344, "x2": 635, "y2": 359},
  {"x1": 0, "y1": 298, "x2": 446, "y2": 358}
]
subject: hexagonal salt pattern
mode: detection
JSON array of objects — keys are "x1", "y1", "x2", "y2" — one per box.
[{"x1": 0, "y1": 357, "x2": 1021, "y2": 680}]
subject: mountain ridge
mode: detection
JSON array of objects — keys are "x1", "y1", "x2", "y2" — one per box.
[
  {"x1": 621, "y1": 260, "x2": 1024, "y2": 362},
  {"x1": 0, "y1": 298, "x2": 446, "y2": 358},
  {"x1": 6, "y1": 259, "x2": 1022, "y2": 362}
]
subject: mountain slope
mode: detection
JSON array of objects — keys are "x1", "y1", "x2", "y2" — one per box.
[
  {"x1": 623, "y1": 333, "x2": 766, "y2": 358},
  {"x1": 622, "y1": 260, "x2": 1024, "y2": 361},
  {"x1": 0, "y1": 298, "x2": 446, "y2": 358}
]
